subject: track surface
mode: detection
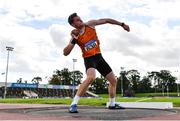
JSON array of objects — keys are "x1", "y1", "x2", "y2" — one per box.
[{"x1": 0, "y1": 104, "x2": 179, "y2": 120}]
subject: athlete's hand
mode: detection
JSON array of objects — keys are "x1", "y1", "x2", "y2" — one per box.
[
  {"x1": 71, "y1": 29, "x2": 79, "y2": 39},
  {"x1": 122, "y1": 24, "x2": 130, "y2": 32}
]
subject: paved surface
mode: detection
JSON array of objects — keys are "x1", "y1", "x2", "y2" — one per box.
[{"x1": 0, "y1": 103, "x2": 180, "y2": 120}]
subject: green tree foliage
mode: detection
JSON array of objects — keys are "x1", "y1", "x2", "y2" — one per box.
[
  {"x1": 48, "y1": 68, "x2": 177, "y2": 95},
  {"x1": 148, "y1": 70, "x2": 176, "y2": 93},
  {"x1": 71, "y1": 70, "x2": 83, "y2": 86},
  {"x1": 32, "y1": 77, "x2": 42, "y2": 84},
  {"x1": 89, "y1": 77, "x2": 108, "y2": 94},
  {"x1": 17, "y1": 78, "x2": 22, "y2": 83},
  {"x1": 49, "y1": 68, "x2": 83, "y2": 85},
  {"x1": 118, "y1": 70, "x2": 129, "y2": 95},
  {"x1": 137, "y1": 76, "x2": 152, "y2": 93},
  {"x1": 126, "y1": 69, "x2": 140, "y2": 92}
]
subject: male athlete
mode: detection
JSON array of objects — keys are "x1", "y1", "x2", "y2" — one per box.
[{"x1": 63, "y1": 13, "x2": 130, "y2": 113}]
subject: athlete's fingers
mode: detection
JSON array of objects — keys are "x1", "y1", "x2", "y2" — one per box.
[
  {"x1": 123, "y1": 25, "x2": 130, "y2": 32},
  {"x1": 71, "y1": 34, "x2": 79, "y2": 39},
  {"x1": 126, "y1": 27, "x2": 130, "y2": 32}
]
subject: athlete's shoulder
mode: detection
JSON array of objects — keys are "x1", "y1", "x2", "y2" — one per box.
[{"x1": 85, "y1": 20, "x2": 97, "y2": 29}]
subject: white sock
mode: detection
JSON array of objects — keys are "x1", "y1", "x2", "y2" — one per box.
[
  {"x1": 109, "y1": 97, "x2": 115, "y2": 106},
  {"x1": 71, "y1": 95, "x2": 80, "y2": 106}
]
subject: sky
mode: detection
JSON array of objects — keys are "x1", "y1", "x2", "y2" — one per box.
[{"x1": 0, "y1": 0, "x2": 180, "y2": 84}]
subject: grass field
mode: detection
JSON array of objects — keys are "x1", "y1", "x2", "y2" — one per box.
[
  {"x1": 0, "y1": 97, "x2": 180, "y2": 107},
  {"x1": 135, "y1": 92, "x2": 179, "y2": 97},
  {"x1": 99, "y1": 92, "x2": 180, "y2": 98}
]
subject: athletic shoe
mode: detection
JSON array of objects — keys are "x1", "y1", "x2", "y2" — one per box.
[
  {"x1": 69, "y1": 104, "x2": 78, "y2": 113},
  {"x1": 108, "y1": 103, "x2": 125, "y2": 109}
]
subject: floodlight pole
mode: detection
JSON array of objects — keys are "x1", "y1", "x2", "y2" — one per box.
[
  {"x1": 120, "y1": 67, "x2": 124, "y2": 97},
  {"x1": 4, "y1": 46, "x2": 14, "y2": 99},
  {"x1": 72, "y1": 59, "x2": 77, "y2": 98}
]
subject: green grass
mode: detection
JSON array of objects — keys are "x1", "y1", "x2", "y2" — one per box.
[
  {"x1": 0, "y1": 97, "x2": 180, "y2": 107},
  {"x1": 135, "y1": 92, "x2": 179, "y2": 97},
  {"x1": 0, "y1": 98, "x2": 72, "y2": 105},
  {"x1": 99, "y1": 92, "x2": 180, "y2": 98},
  {"x1": 99, "y1": 94, "x2": 122, "y2": 98},
  {"x1": 144, "y1": 97, "x2": 180, "y2": 107}
]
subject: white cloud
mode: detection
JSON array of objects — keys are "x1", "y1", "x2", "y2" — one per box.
[
  {"x1": 130, "y1": 0, "x2": 180, "y2": 19},
  {"x1": 49, "y1": 24, "x2": 71, "y2": 48},
  {"x1": 0, "y1": 0, "x2": 180, "y2": 83}
]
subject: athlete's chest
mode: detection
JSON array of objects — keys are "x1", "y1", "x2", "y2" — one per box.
[{"x1": 78, "y1": 27, "x2": 97, "y2": 45}]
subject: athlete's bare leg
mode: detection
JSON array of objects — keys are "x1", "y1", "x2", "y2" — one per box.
[
  {"x1": 76, "y1": 68, "x2": 96, "y2": 96},
  {"x1": 105, "y1": 71, "x2": 117, "y2": 98},
  {"x1": 105, "y1": 71, "x2": 125, "y2": 109},
  {"x1": 70, "y1": 68, "x2": 95, "y2": 107}
]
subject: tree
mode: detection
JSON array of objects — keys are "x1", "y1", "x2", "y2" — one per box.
[
  {"x1": 148, "y1": 71, "x2": 161, "y2": 93},
  {"x1": 159, "y1": 70, "x2": 176, "y2": 92},
  {"x1": 17, "y1": 78, "x2": 22, "y2": 83},
  {"x1": 49, "y1": 74, "x2": 60, "y2": 85},
  {"x1": 138, "y1": 76, "x2": 152, "y2": 93},
  {"x1": 117, "y1": 69, "x2": 140, "y2": 97},
  {"x1": 71, "y1": 70, "x2": 83, "y2": 86},
  {"x1": 118, "y1": 70, "x2": 129, "y2": 96},
  {"x1": 56, "y1": 68, "x2": 72, "y2": 85},
  {"x1": 49, "y1": 68, "x2": 83, "y2": 85},
  {"x1": 148, "y1": 70, "x2": 176, "y2": 93},
  {"x1": 32, "y1": 77, "x2": 42, "y2": 84},
  {"x1": 126, "y1": 69, "x2": 140, "y2": 92},
  {"x1": 89, "y1": 77, "x2": 108, "y2": 94}
]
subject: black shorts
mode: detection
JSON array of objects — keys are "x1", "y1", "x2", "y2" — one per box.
[{"x1": 84, "y1": 53, "x2": 112, "y2": 77}]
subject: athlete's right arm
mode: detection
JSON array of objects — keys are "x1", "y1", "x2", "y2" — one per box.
[
  {"x1": 63, "y1": 42, "x2": 75, "y2": 56},
  {"x1": 63, "y1": 39, "x2": 75, "y2": 56},
  {"x1": 63, "y1": 29, "x2": 79, "y2": 56}
]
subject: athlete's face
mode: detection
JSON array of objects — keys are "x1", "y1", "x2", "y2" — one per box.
[{"x1": 72, "y1": 16, "x2": 84, "y2": 29}]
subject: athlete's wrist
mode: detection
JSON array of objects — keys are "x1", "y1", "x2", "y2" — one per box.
[
  {"x1": 121, "y1": 22, "x2": 125, "y2": 27},
  {"x1": 70, "y1": 38, "x2": 77, "y2": 44}
]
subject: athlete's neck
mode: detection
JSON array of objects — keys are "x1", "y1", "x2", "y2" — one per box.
[{"x1": 76, "y1": 24, "x2": 85, "y2": 30}]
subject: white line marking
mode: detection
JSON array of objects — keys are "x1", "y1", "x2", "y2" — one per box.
[{"x1": 136, "y1": 98, "x2": 152, "y2": 102}]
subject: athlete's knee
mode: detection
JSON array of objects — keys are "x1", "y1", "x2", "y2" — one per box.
[
  {"x1": 109, "y1": 78, "x2": 117, "y2": 87},
  {"x1": 85, "y1": 76, "x2": 95, "y2": 84}
]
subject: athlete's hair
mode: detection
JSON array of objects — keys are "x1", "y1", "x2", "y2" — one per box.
[{"x1": 68, "y1": 13, "x2": 78, "y2": 25}]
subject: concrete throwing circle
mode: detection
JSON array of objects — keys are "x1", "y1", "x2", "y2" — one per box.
[{"x1": 17, "y1": 106, "x2": 177, "y2": 120}]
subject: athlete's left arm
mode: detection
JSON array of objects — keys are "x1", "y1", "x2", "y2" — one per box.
[{"x1": 87, "y1": 18, "x2": 130, "y2": 32}]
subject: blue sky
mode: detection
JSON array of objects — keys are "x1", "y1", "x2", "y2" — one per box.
[
  {"x1": 167, "y1": 19, "x2": 180, "y2": 29},
  {"x1": 20, "y1": 18, "x2": 65, "y2": 29}
]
